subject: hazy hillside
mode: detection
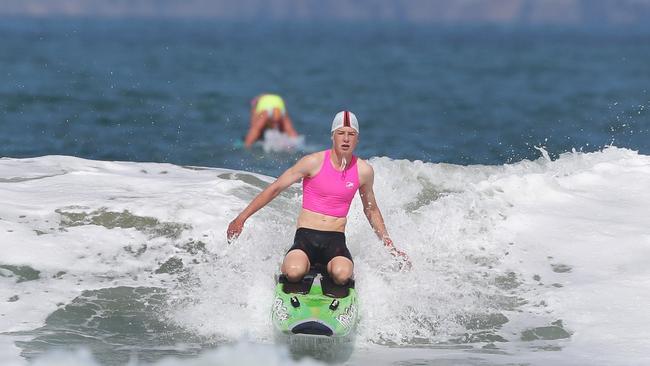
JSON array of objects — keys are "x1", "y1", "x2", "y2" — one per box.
[{"x1": 1, "y1": 0, "x2": 650, "y2": 26}]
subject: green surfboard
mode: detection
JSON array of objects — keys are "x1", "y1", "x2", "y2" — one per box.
[{"x1": 271, "y1": 270, "x2": 359, "y2": 340}]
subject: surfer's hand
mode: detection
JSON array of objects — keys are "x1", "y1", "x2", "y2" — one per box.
[
  {"x1": 226, "y1": 217, "x2": 244, "y2": 243},
  {"x1": 385, "y1": 238, "x2": 412, "y2": 271},
  {"x1": 391, "y1": 248, "x2": 412, "y2": 271}
]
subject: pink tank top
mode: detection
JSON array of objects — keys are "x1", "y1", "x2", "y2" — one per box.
[{"x1": 302, "y1": 150, "x2": 360, "y2": 218}]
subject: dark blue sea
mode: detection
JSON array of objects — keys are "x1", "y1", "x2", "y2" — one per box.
[{"x1": 2, "y1": 18, "x2": 648, "y2": 176}]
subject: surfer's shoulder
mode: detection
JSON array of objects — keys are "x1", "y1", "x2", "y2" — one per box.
[
  {"x1": 294, "y1": 151, "x2": 325, "y2": 176},
  {"x1": 298, "y1": 151, "x2": 325, "y2": 166},
  {"x1": 356, "y1": 157, "x2": 373, "y2": 180}
]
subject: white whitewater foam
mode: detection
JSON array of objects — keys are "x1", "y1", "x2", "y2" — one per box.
[
  {"x1": 0, "y1": 147, "x2": 649, "y2": 365},
  {"x1": 261, "y1": 130, "x2": 306, "y2": 153},
  {"x1": 25, "y1": 343, "x2": 323, "y2": 366}
]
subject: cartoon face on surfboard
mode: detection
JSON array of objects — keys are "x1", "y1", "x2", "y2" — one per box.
[{"x1": 271, "y1": 270, "x2": 359, "y2": 339}]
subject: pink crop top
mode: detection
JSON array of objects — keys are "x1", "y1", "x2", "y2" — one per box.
[{"x1": 302, "y1": 150, "x2": 360, "y2": 218}]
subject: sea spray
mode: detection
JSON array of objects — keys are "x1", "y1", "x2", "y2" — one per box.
[{"x1": 1, "y1": 148, "x2": 649, "y2": 365}]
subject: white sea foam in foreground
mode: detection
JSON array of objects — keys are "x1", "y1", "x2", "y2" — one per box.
[{"x1": 0, "y1": 146, "x2": 649, "y2": 365}]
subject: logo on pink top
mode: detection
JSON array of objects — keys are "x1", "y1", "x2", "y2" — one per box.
[{"x1": 345, "y1": 181, "x2": 354, "y2": 189}]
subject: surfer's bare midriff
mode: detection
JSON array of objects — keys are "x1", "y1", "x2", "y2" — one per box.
[{"x1": 297, "y1": 208, "x2": 347, "y2": 233}]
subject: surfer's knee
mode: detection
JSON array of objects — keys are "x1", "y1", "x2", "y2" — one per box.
[
  {"x1": 328, "y1": 257, "x2": 353, "y2": 285},
  {"x1": 330, "y1": 268, "x2": 352, "y2": 285},
  {"x1": 281, "y1": 250, "x2": 309, "y2": 282},
  {"x1": 283, "y1": 264, "x2": 308, "y2": 282}
]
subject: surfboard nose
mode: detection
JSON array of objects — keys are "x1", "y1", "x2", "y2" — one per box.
[{"x1": 291, "y1": 321, "x2": 334, "y2": 336}]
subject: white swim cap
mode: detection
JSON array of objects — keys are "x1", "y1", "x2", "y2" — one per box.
[{"x1": 331, "y1": 111, "x2": 359, "y2": 133}]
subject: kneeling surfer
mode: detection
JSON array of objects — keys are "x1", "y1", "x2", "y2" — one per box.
[
  {"x1": 245, "y1": 94, "x2": 298, "y2": 148},
  {"x1": 227, "y1": 111, "x2": 410, "y2": 285}
]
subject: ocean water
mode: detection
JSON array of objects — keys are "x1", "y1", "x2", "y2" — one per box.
[
  {"x1": 2, "y1": 19, "x2": 649, "y2": 174},
  {"x1": 1, "y1": 18, "x2": 650, "y2": 366}
]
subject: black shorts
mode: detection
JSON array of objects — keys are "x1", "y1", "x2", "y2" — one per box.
[{"x1": 287, "y1": 228, "x2": 353, "y2": 267}]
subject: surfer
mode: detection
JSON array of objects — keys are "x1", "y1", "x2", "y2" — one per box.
[
  {"x1": 244, "y1": 94, "x2": 299, "y2": 148},
  {"x1": 227, "y1": 110, "x2": 410, "y2": 285}
]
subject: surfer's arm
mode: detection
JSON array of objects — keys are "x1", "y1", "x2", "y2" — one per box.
[
  {"x1": 359, "y1": 172, "x2": 391, "y2": 244},
  {"x1": 244, "y1": 112, "x2": 267, "y2": 148},
  {"x1": 359, "y1": 163, "x2": 411, "y2": 264},
  {"x1": 281, "y1": 115, "x2": 298, "y2": 137},
  {"x1": 227, "y1": 154, "x2": 317, "y2": 241}
]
